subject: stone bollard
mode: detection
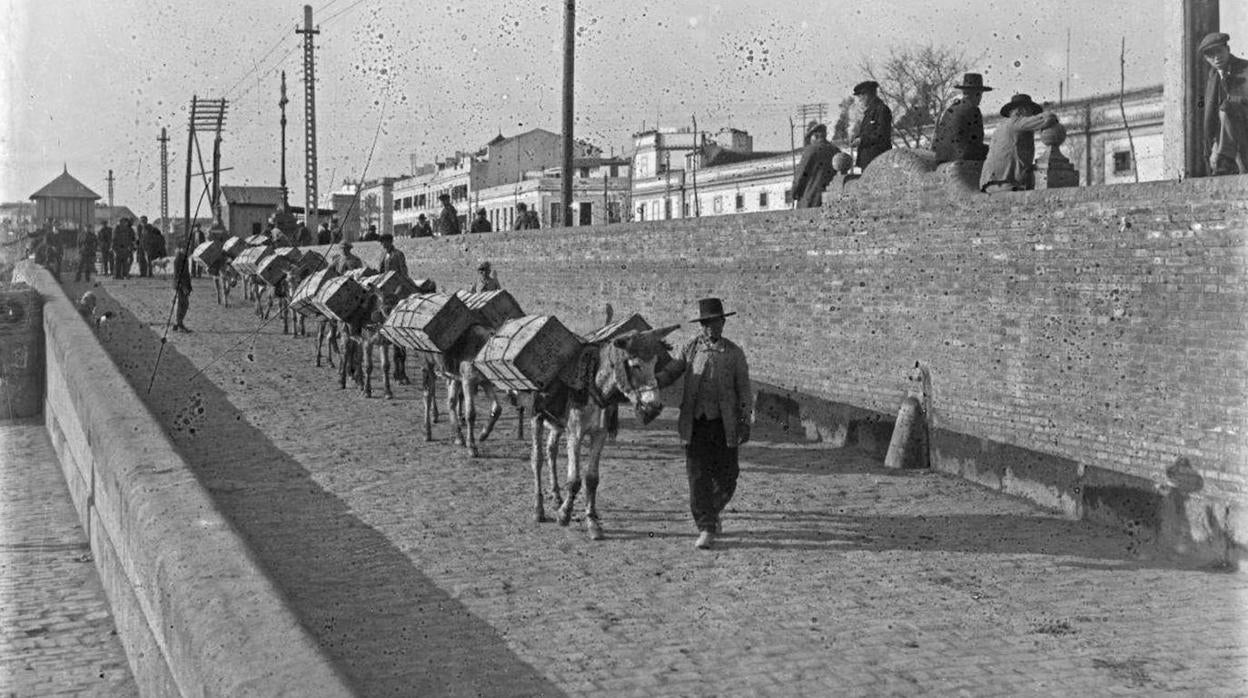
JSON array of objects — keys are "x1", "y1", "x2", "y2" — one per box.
[
  {"x1": 1034, "y1": 120, "x2": 1080, "y2": 189},
  {"x1": 884, "y1": 395, "x2": 929, "y2": 470}
]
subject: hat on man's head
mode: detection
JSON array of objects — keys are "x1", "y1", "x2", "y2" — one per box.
[
  {"x1": 478, "y1": 261, "x2": 491, "y2": 272},
  {"x1": 438, "y1": 193, "x2": 451, "y2": 202},
  {"x1": 417, "y1": 213, "x2": 427, "y2": 219},
  {"x1": 1000, "y1": 93, "x2": 1043, "y2": 118},
  {"x1": 954, "y1": 73, "x2": 993, "y2": 91},
  {"x1": 341, "y1": 241, "x2": 353, "y2": 250},
  {"x1": 378, "y1": 233, "x2": 393, "y2": 243},
  {"x1": 1199, "y1": 32, "x2": 1230, "y2": 54},
  {"x1": 805, "y1": 121, "x2": 827, "y2": 141},
  {"x1": 853, "y1": 80, "x2": 879, "y2": 95},
  {"x1": 690, "y1": 297, "x2": 736, "y2": 323}
]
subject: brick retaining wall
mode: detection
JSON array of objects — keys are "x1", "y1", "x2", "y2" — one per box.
[{"x1": 347, "y1": 175, "x2": 1248, "y2": 559}]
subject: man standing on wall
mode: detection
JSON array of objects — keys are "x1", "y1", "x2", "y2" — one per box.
[
  {"x1": 412, "y1": 213, "x2": 433, "y2": 238},
  {"x1": 377, "y1": 233, "x2": 407, "y2": 277},
  {"x1": 980, "y1": 94, "x2": 1058, "y2": 193},
  {"x1": 437, "y1": 194, "x2": 461, "y2": 236},
  {"x1": 655, "y1": 298, "x2": 753, "y2": 551},
  {"x1": 791, "y1": 122, "x2": 841, "y2": 209},
  {"x1": 850, "y1": 80, "x2": 893, "y2": 171},
  {"x1": 932, "y1": 73, "x2": 993, "y2": 164},
  {"x1": 470, "y1": 208, "x2": 492, "y2": 233},
  {"x1": 1200, "y1": 32, "x2": 1248, "y2": 176}
]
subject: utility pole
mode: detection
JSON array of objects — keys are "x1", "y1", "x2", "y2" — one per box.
[
  {"x1": 561, "y1": 0, "x2": 574, "y2": 227},
  {"x1": 279, "y1": 71, "x2": 289, "y2": 208},
  {"x1": 158, "y1": 128, "x2": 169, "y2": 231},
  {"x1": 297, "y1": 5, "x2": 321, "y2": 231},
  {"x1": 106, "y1": 169, "x2": 115, "y2": 226}
]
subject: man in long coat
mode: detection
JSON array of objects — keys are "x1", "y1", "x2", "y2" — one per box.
[
  {"x1": 791, "y1": 122, "x2": 840, "y2": 209},
  {"x1": 1200, "y1": 32, "x2": 1248, "y2": 175},
  {"x1": 97, "y1": 223, "x2": 113, "y2": 277},
  {"x1": 980, "y1": 93, "x2": 1058, "y2": 193},
  {"x1": 932, "y1": 73, "x2": 993, "y2": 164},
  {"x1": 850, "y1": 81, "x2": 893, "y2": 170},
  {"x1": 436, "y1": 194, "x2": 461, "y2": 236},
  {"x1": 111, "y1": 218, "x2": 135, "y2": 279}
]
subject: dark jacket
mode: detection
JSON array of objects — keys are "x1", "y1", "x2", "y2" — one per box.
[
  {"x1": 97, "y1": 225, "x2": 112, "y2": 249},
  {"x1": 657, "y1": 335, "x2": 752, "y2": 447},
  {"x1": 438, "y1": 204, "x2": 461, "y2": 235},
  {"x1": 513, "y1": 210, "x2": 540, "y2": 230},
  {"x1": 412, "y1": 219, "x2": 433, "y2": 237},
  {"x1": 1203, "y1": 55, "x2": 1248, "y2": 173},
  {"x1": 854, "y1": 98, "x2": 893, "y2": 169},
  {"x1": 791, "y1": 140, "x2": 841, "y2": 209},
  {"x1": 932, "y1": 98, "x2": 988, "y2": 163},
  {"x1": 470, "y1": 216, "x2": 492, "y2": 233},
  {"x1": 317, "y1": 226, "x2": 333, "y2": 245},
  {"x1": 79, "y1": 230, "x2": 97, "y2": 259},
  {"x1": 173, "y1": 251, "x2": 192, "y2": 293},
  {"x1": 378, "y1": 247, "x2": 408, "y2": 277},
  {"x1": 111, "y1": 222, "x2": 135, "y2": 251}
]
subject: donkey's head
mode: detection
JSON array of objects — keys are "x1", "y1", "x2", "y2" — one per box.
[{"x1": 606, "y1": 324, "x2": 680, "y2": 424}]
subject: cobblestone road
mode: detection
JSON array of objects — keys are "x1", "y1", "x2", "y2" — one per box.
[
  {"x1": 69, "y1": 275, "x2": 1248, "y2": 696},
  {"x1": 0, "y1": 419, "x2": 137, "y2": 697}
]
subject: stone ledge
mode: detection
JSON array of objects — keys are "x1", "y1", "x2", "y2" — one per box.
[{"x1": 13, "y1": 261, "x2": 356, "y2": 697}]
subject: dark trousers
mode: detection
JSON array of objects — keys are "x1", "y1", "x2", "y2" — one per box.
[
  {"x1": 137, "y1": 249, "x2": 149, "y2": 277},
  {"x1": 685, "y1": 418, "x2": 739, "y2": 533},
  {"x1": 100, "y1": 249, "x2": 111, "y2": 275},
  {"x1": 175, "y1": 288, "x2": 190, "y2": 326},
  {"x1": 74, "y1": 256, "x2": 94, "y2": 282}
]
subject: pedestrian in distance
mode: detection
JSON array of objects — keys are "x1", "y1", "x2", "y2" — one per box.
[
  {"x1": 412, "y1": 213, "x2": 433, "y2": 238},
  {"x1": 74, "y1": 225, "x2": 97, "y2": 282},
  {"x1": 980, "y1": 93, "x2": 1059, "y2": 193},
  {"x1": 850, "y1": 80, "x2": 893, "y2": 171},
  {"x1": 172, "y1": 247, "x2": 192, "y2": 332},
  {"x1": 97, "y1": 222, "x2": 113, "y2": 277},
  {"x1": 932, "y1": 73, "x2": 993, "y2": 164},
  {"x1": 437, "y1": 194, "x2": 461, "y2": 236},
  {"x1": 317, "y1": 221, "x2": 333, "y2": 245},
  {"x1": 791, "y1": 121, "x2": 841, "y2": 209},
  {"x1": 470, "y1": 208, "x2": 492, "y2": 233},
  {"x1": 1199, "y1": 32, "x2": 1248, "y2": 176},
  {"x1": 362, "y1": 224, "x2": 380, "y2": 242},
  {"x1": 470, "y1": 261, "x2": 500, "y2": 292},
  {"x1": 111, "y1": 217, "x2": 135, "y2": 279},
  {"x1": 655, "y1": 298, "x2": 753, "y2": 551},
  {"x1": 136, "y1": 215, "x2": 152, "y2": 277},
  {"x1": 513, "y1": 202, "x2": 541, "y2": 230}
]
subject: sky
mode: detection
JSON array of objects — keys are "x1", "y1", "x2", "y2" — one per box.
[{"x1": 3, "y1": 0, "x2": 1246, "y2": 218}]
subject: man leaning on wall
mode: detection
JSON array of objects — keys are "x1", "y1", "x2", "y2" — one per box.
[{"x1": 1200, "y1": 32, "x2": 1248, "y2": 176}]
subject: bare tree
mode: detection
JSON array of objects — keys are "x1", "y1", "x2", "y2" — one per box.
[
  {"x1": 855, "y1": 44, "x2": 977, "y2": 149},
  {"x1": 359, "y1": 193, "x2": 380, "y2": 231},
  {"x1": 831, "y1": 96, "x2": 855, "y2": 143}
]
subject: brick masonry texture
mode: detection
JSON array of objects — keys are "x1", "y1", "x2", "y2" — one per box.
[{"x1": 344, "y1": 176, "x2": 1248, "y2": 553}]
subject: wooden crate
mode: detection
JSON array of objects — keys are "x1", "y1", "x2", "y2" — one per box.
[
  {"x1": 271, "y1": 246, "x2": 304, "y2": 264},
  {"x1": 245, "y1": 234, "x2": 272, "y2": 247},
  {"x1": 454, "y1": 290, "x2": 524, "y2": 329},
  {"x1": 380, "y1": 292, "x2": 475, "y2": 354},
  {"x1": 343, "y1": 267, "x2": 379, "y2": 284},
  {"x1": 295, "y1": 250, "x2": 327, "y2": 275},
  {"x1": 474, "y1": 315, "x2": 581, "y2": 393},
  {"x1": 312, "y1": 276, "x2": 367, "y2": 322},
  {"x1": 369, "y1": 271, "x2": 420, "y2": 301},
  {"x1": 579, "y1": 313, "x2": 652, "y2": 344},
  {"x1": 256, "y1": 254, "x2": 293, "y2": 287},
  {"x1": 192, "y1": 240, "x2": 226, "y2": 273},
  {"x1": 221, "y1": 236, "x2": 248, "y2": 258},
  {"x1": 290, "y1": 268, "x2": 337, "y2": 317},
  {"x1": 231, "y1": 246, "x2": 273, "y2": 277}
]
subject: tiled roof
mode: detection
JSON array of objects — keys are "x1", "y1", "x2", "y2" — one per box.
[{"x1": 29, "y1": 170, "x2": 101, "y2": 200}]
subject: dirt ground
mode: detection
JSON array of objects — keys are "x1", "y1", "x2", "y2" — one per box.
[{"x1": 62, "y1": 273, "x2": 1248, "y2": 697}]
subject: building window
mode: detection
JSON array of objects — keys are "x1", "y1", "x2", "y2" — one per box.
[
  {"x1": 550, "y1": 202, "x2": 562, "y2": 226},
  {"x1": 664, "y1": 199, "x2": 672, "y2": 220},
  {"x1": 651, "y1": 201, "x2": 660, "y2": 220},
  {"x1": 784, "y1": 189, "x2": 793, "y2": 204},
  {"x1": 607, "y1": 201, "x2": 621, "y2": 223},
  {"x1": 712, "y1": 196, "x2": 723, "y2": 214},
  {"x1": 1112, "y1": 150, "x2": 1133, "y2": 174},
  {"x1": 759, "y1": 192, "x2": 769, "y2": 209},
  {"x1": 609, "y1": 165, "x2": 619, "y2": 177},
  {"x1": 682, "y1": 202, "x2": 690, "y2": 218},
  {"x1": 637, "y1": 204, "x2": 646, "y2": 222},
  {"x1": 416, "y1": 194, "x2": 426, "y2": 209},
  {"x1": 735, "y1": 193, "x2": 744, "y2": 211},
  {"x1": 451, "y1": 184, "x2": 468, "y2": 201},
  {"x1": 579, "y1": 167, "x2": 591, "y2": 178}
]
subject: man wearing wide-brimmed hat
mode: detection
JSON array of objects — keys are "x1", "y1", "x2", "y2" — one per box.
[
  {"x1": 932, "y1": 73, "x2": 993, "y2": 164},
  {"x1": 980, "y1": 93, "x2": 1058, "y2": 193},
  {"x1": 656, "y1": 298, "x2": 752, "y2": 550},
  {"x1": 1199, "y1": 32, "x2": 1248, "y2": 176},
  {"x1": 850, "y1": 80, "x2": 893, "y2": 170},
  {"x1": 791, "y1": 121, "x2": 841, "y2": 209}
]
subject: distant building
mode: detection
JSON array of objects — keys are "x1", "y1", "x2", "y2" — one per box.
[
  {"x1": 94, "y1": 205, "x2": 138, "y2": 228},
  {"x1": 219, "y1": 186, "x2": 283, "y2": 239},
  {"x1": 28, "y1": 167, "x2": 101, "y2": 233}
]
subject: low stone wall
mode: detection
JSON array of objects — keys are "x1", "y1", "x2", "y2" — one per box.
[
  {"x1": 332, "y1": 174, "x2": 1248, "y2": 562},
  {"x1": 14, "y1": 261, "x2": 354, "y2": 697}
]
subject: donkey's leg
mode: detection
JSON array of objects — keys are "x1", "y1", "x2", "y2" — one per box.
[
  {"x1": 546, "y1": 421, "x2": 564, "y2": 512},
  {"x1": 315, "y1": 321, "x2": 325, "y2": 367},
  {"x1": 463, "y1": 375, "x2": 481, "y2": 458},
  {"x1": 509, "y1": 391, "x2": 525, "y2": 440},
  {"x1": 447, "y1": 379, "x2": 466, "y2": 447},
  {"x1": 530, "y1": 416, "x2": 548, "y2": 522},
  {"x1": 280, "y1": 298, "x2": 289, "y2": 335},
  {"x1": 381, "y1": 345, "x2": 393, "y2": 399},
  {"x1": 362, "y1": 340, "x2": 375, "y2": 398},
  {"x1": 583, "y1": 428, "x2": 610, "y2": 541},
  {"x1": 477, "y1": 384, "x2": 503, "y2": 442},
  {"x1": 557, "y1": 409, "x2": 584, "y2": 526}
]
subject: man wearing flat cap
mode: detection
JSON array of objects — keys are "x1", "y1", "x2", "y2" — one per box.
[
  {"x1": 656, "y1": 298, "x2": 752, "y2": 550},
  {"x1": 1200, "y1": 32, "x2": 1248, "y2": 176},
  {"x1": 791, "y1": 121, "x2": 841, "y2": 208},
  {"x1": 850, "y1": 80, "x2": 893, "y2": 170},
  {"x1": 932, "y1": 73, "x2": 993, "y2": 164},
  {"x1": 980, "y1": 93, "x2": 1058, "y2": 193}
]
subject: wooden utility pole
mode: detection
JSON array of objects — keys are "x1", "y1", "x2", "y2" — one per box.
[
  {"x1": 561, "y1": 0, "x2": 574, "y2": 227},
  {"x1": 106, "y1": 169, "x2": 115, "y2": 225},
  {"x1": 297, "y1": 5, "x2": 321, "y2": 230}
]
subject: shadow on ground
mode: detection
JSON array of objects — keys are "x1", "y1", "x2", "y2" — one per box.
[{"x1": 86, "y1": 285, "x2": 563, "y2": 698}]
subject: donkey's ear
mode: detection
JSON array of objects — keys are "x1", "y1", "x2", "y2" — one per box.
[{"x1": 654, "y1": 323, "x2": 681, "y2": 338}]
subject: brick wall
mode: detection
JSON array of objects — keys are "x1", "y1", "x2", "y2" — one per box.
[{"x1": 361, "y1": 175, "x2": 1248, "y2": 554}]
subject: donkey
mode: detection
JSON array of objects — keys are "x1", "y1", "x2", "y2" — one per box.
[
  {"x1": 436, "y1": 324, "x2": 519, "y2": 456},
  {"x1": 527, "y1": 326, "x2": 678, "y2": 540},
  {"x1": 213, "y1": 265, "x2": 241, "y2": 307}
]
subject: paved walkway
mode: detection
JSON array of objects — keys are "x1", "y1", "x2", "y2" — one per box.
[
  {"x1": 65, "y1": 276, "x2": 1248, "y2": 695},
  {"x1": 0, "y1": 419, "x2": 137, "y2": 697}
]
